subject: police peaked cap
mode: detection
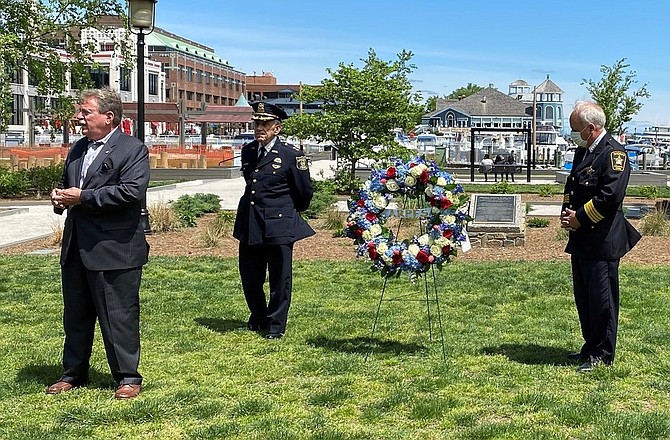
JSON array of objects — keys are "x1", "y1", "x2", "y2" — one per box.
[{"x1": 251, "y1": 102, "x2": 288, "y2": 121}]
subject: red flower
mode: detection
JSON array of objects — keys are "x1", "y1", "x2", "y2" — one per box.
[
  {"x1": 416, "y1": 250, "x2": 434, "y2": 264},
  {"x1": 419, "y1": 169, "x2": 430, "y2": 184},
  {"x1": 443, "y1": 229, "x2": 454, "y2": 239},
  {"x1": 366, "y1": 212, "x2": 377, "y2": 222},
  {"x1": 440, "y1": 198, "x2": 452, "y2": 209},
  {"x1": 357, "y1": 199, "x2": 365, "y2": 207},
  {"x1": 386, "y1": 166, "x2": 397, "y2": 179},
  {"x1": 354, "y1": 228, "x2": 363, "y2": 237},
  {"x1": 442, "y1": 245, "x2": 451, "y2": 254},
  {"x1": 367, "y1": 242, "x2": 379, "y2": 260},
  {"x1": 409, "y1": 163, "x2": 416, "y2": 168},
  {"x1": 392, "y1": 249, "x2": 403, "y2": 265}
]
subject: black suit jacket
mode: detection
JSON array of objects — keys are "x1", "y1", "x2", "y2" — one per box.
[
  {"x1": 562, "y1": 133, "x2": 641, "y2": 259},
  {"x1": 233, "y1": 138, "x2": 314, "y2": 246},
  {"x1": 57, "y1": 129, "x2": 150, "y2": 270}
]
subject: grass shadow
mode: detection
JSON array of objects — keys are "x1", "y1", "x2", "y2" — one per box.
[
  {"x1": 195, "y1": 317, "x2": 247, "y2": 333},
  {"x1": 307, "y1": 336, "x2": 426, "y2": 355},
  {"x1": 481, "y1": 343, "x2": 575, "y2": 366},
  {"x1": 15, "y1": 363, "x2": 114, "y2": 388}
]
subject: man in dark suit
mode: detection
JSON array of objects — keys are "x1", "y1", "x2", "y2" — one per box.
[
  {"x1": 560, "y1": 101, "x2": 641, "y2": 372},
  {"x1": 233, "y1": 102, "x2": 314, "y2": 339},
  {"x1": 48, "y1": 87, "x2": 149, "y2": 399}
]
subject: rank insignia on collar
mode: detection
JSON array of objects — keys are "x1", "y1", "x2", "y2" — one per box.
[
  {"x1": 610, "y1": 150, "x2": 626, "y2": 172},
  {"x1": 586, "y1": 166, "x2": 595, "y2": 176},
  {"x1": 296, "y1": 156, "x2": 309, "y2": 171},
  {"x1": 272, "y1": 164, "x2": 281, "y2": 169},
  {"x1": 273, "y1": 157, "x2": 282, "y2": 163}
]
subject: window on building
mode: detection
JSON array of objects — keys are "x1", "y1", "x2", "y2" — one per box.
[
  {"x1": 120, "y1": 66, "x2": 131, "y2": 92},
  {"x1": 179, "y1": 65, "x2": 184, "y2": 80},
  {"x1": 213, "y1": 96, "x2": 219, "y2": 104},
  {"x1": 186, "y1": 67, "x2": 193, "y2": 81},
  {"x1": 148, "y1": 73, "x2": 158, "y2": 96},
  {"x1": 213, "y1": 75, "x2": 218, "y2": 86},
  {"x1": 10, "y1": 94, "x2": 23, "y2": 125},
  {"x1": 197, "y1": 70, "x2": 203, "y2": 83},
  {"x1": 179, "y1": 90, "x2": 184, "y2": 100},
  {"x1": 205, "y1": 72, "x2": 211, "y2": 85},
  {"x1": 205, "y1": 94, "x2": 211, "y2": 103},
  {"x1": 196, "y1": 92, "x2": 202, "y2": 102},
  {"x1": 186, "y1": 91, "x2": 194, "y2": 100}
]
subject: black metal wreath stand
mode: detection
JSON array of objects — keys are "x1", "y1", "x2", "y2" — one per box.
[{"x1": 365, "y1": 195, "x2": 447, "y2": 362}]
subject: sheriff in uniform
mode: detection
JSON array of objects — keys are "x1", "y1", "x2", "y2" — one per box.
[
  {"x1": 233, "y1": 102, "x2": 314, "y2": 339},
  {"x1": 560, "y1": 101, "x2": 641, "y2": 372}
]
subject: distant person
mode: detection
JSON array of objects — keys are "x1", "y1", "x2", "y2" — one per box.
[
  {"x1": 505, "y1": 154, "x2": 516, "y2": 182},
  {"x1": 233, "y1": 102, "x2": 314, "y2": 339},
  {"x1": 479, "y1": 154, "x2": 494, "y2": 182},
  {"x1": 493, "y1": 154, "x2": 505, "y2": 182},
  {"x1": 560, "y1": 101, "x2": 641, "y2": 373},
  {"x1": 48, "y1": 87, "x2": 149, "y2": 399}
]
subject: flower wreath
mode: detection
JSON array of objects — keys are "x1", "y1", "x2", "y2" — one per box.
[{"x1": 345, "y1": 156, "x2": 471, "y2": 279}]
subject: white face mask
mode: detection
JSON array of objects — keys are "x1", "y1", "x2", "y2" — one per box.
[
  {"x1": 570, "y1": 130, "x2": 588, "y2": 147},
  {"x1": 570, "y1": 125, "x2": 591, "y2": 148}
]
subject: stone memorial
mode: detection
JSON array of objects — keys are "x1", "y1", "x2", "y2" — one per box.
[{"x1": 467, "y1": 194, "x2": 525, "y2": 247}]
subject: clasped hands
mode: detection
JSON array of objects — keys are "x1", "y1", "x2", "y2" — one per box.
[
  {"x1": 560, "y1": 208, "x2": 580, "y2": 232},
  {"x1": 51, "y1": 187, "x2": 82, "y2": 209}
]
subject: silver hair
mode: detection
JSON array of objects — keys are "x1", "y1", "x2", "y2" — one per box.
[
  {"x1": 78, "y1": 87, "x2": 123, "y2": 126},
  {"x1": 573, "y1": 101, "x2": 606, "y2": 129}
]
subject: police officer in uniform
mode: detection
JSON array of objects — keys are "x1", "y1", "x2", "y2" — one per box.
[
  {"x1": 233, "y1": 102, "x2": 314, "y2": 339},
  {"x1": 560, "y1": 101, "x2": 641, "y2": 372}
]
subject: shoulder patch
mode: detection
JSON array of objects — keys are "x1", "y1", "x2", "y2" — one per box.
[
  {"x1": 610, "y1": 150, "x2": 626, "y2": 172},
  {"x1": 296, "y1": 156, "x2": 309, "y2": 171}
]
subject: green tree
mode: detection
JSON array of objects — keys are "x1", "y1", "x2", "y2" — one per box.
[
  {"x1": 446, "y1": 83, "x2": 483, "y2": 100},
  {"x1": 284, "y1": 49, "x2": 424, "y2": 191},
  {"x1": 581, "y1": 58, "x2": 650, "y2": 135},
  {"x1": 0, "y1": 0, "x2": 130, "y2": 131}
]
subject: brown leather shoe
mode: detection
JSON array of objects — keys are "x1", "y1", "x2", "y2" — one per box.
[
  {"x1": 46, "y1": 381, "x2": 75, "y2": 394},
  {"x1": 114, "y1": 384, "x2": 142, "y2": 399}
]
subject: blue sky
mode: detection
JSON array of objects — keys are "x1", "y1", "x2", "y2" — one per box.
[{"x1": 155, "y1": 0, "x2": 669, "y2": 130}]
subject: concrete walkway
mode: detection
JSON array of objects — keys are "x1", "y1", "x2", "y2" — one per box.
[{"x1": 0, "y1": 160, "x2": 561, "y2": 249}]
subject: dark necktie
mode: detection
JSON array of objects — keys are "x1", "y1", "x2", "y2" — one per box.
[{"x1": 258, "y1": 146, "x2": 266, "y2": 160}]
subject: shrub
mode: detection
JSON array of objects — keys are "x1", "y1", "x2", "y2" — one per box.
[
  {"x1": 491, "y1": 180, "x2": 511, "y2": 194},
  {"x1": 305, "y1": 179, "x2": 337, "y2": 219},
  {"x1": 527, "y1": 217, "x2": 550, "y2": 228},
  {"x1": 323, "y1": 206, "x2": 346, "y2": 235},
  {"x1": 638, "y1": 185, "x2": 660, "y2": 200},
  {"x1": 639, "y1": 209, "x2": 670, "y2": 236},
  {"x1": 0, "y1": 168, "x2": 29, "y2": 198},
  {"x1": 538, "y1": 184, "x2": 557, "y2": 197},
  {"x1": 25, "y1": 163, "x2": 64, "y2": 197},
  {"x1": 171, "y1": 193, "x2": 221, "y2": 227},
  {"x1": 148, "y1": 201, "x2": 182, "y2": 233},
  {"x1": 197, "y1": 210, "x2": 236, "y2": 247}
]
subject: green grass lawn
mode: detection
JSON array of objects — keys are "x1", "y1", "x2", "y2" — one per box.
[{"x1": 1, "y1": 256, "x2": 669, "y2": 439}]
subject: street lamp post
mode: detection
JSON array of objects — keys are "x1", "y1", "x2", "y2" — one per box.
[
  {"x1": 128, "y1": 0, "x2": 157, "y2": 235},
  {"x1": 128, "y1": 0, "x2": 157, "y2": 142}
]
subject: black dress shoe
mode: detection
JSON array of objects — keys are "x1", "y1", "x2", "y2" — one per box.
[
  {"x1": 576, "y1": 356, "x2": 605, "y2": 373},
  {"x1": 567, "y1": 352, "x2": 585, "y2": 363},
  {"x1": 264, "y1": 333, "x2": 284, "y2": 340},
  {"x1": 247, "y1": 322, "x2": 269, "y2": 332}
]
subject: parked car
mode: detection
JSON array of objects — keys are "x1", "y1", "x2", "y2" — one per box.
[{"x1": 232, "y1": 132, "x2": 255, "y2": 147}]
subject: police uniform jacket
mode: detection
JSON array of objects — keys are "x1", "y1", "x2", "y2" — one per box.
[
  {"x1": 233, "y1": 138, "x2": 315, "y2": 246},
  {"x1": 562, "y1": 133, "x2": 641, "y2": 260}
]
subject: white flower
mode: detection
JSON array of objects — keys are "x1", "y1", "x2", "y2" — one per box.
[
  {"x1": 369, "y1": 224, "x2": 382, "y2": 236},
  {"x1": 434, "y1": 237, "x2": 449, "y2": 247},
  {"x1": 408, "y1": 244, "x2": 420, "y2": 256},
  {"x1": 441, "y1": 215, "x2": 456, "y2": 225},
  {"x1": 430, "y1": 245, "x2": 443, "y2": 256},
  {"x1": 410, "y1": 163, "x2": 427, "y2": 176},
  {"x1": 436, "y1": 177, "x2": 447, "y2": 187},
  {"x1": 373, "y1": 195, "x2": 388, "y2": 210},
  {"x1": 405, "y1": 175, "x2": 417, "y2": 186},
  {"x1": 377, "y1": 243, "x2": 388, "y2": 253},
  {"x1": 385, "y1": 179, "x2": 399, "y2": 192},
  {"x1": 362, "y1": 230, "x2": 372, "y2": 241},
  {"x1": 424, "y1": 184, "x2": 434, "y2": 197},
  {"x1": 418, "y1": 234, "x2": 433, "y2": 246}
]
